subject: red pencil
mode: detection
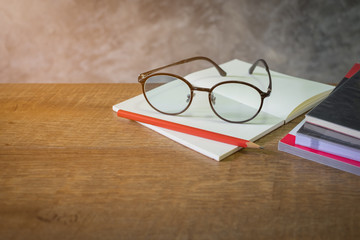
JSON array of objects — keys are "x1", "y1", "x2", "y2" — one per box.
[{"x1": 117, "y1": 110, "x2": 263, "y2": 149}]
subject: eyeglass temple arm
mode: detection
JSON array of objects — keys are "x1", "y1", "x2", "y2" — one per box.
[
  {"x1": 138, "y1": 56, "x2": 227, "y2": 81},
  {"x1": 249, "y1": 59, "x2": 272, "y2": 97}
]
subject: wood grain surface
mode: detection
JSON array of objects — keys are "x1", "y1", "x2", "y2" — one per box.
[{"x1": 1, "y1": 84, "x2": 359, "y2": 240}]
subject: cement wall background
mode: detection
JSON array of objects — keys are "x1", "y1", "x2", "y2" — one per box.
[{"x1": 1, "y1": 0, "x2": 359, "y2": 84}]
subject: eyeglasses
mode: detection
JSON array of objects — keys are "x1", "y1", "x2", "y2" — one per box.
[{"x1": 138, "y1": 56, "x2": 272, "y2": 123}]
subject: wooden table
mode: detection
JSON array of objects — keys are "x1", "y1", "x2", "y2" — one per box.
[{"x1": 1, "y1": 84, "x2": 359, "y2": 240}]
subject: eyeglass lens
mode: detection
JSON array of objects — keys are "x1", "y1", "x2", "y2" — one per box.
[
  {"x1": 210, "y1": 83, "x2": 262, "y2": 122},
  {"x1": 143, "y1": 74, "x2": 191, "y2": 114}
]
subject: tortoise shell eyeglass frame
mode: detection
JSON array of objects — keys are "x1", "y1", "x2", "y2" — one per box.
[{"x1": 138, "y1": 56, "x2": 272, "y2": 123}]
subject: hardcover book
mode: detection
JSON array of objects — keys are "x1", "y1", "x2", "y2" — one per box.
[
  {"x1": 295, "y1": 122, "x2": 360, "y2": 161},
  {"x1": 305, "y1": 70, "x2": 360, "y2": 138},
  {"x1": 279, "y1": 120, "x2": 360, "y2": 176}
]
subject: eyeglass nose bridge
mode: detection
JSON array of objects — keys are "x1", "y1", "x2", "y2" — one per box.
[
  {"x1": 191, "y1": 86, "x2": 216, "y2": 105},
  {"x1": 192, "y1": 86, "x2": 211, "y2": 92}
]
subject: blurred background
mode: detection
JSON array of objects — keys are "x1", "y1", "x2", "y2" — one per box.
[{"x1": 1, "y1": 0, "x2": 359, "y2": 84}]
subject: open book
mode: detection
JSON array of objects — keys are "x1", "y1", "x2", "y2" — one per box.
[{"x1": 113, "y1": 59, "x2": 334, "y2": 160}]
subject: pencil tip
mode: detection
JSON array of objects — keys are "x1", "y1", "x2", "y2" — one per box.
[{"x1": 245, "y1": 141, "x2": 264, "y2": 149}]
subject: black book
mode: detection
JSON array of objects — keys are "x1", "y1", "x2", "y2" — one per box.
[{"x1": 305, "y1": 70, "x2": 360, "y2": 138}]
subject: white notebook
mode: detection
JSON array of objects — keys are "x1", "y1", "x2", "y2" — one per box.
[{"x1": 113, "y1": 59, "x2": 334, "y2": 160}]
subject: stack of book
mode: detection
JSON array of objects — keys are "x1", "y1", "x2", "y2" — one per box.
[
  {"x1": 279, "y1": 63, "x2": 360, "y2": 176},
  {"x1": 113, "y1": 58, "x2": 334, "y2": 161}
]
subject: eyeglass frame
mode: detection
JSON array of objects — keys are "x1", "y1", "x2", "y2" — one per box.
[{"x1": 138, "y1": 56, "x2": 272, "y2": 123}]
